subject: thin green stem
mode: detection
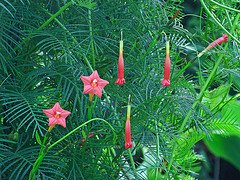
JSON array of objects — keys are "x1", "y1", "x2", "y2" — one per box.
[
  {"x1": 83, "y1": 55, "x2": 94, "y2": 72},
  {"x1": 87, "y1": 100, "x2": 93, "y2": 120},
  {"x1": 155, "y1": 120, "x2": 160, "y2": 179},
  {"x1": 88, "y1": 9, "x2": 96, "y2": 69},
  {"x1": 38, "y1": 1, "x2": 72, "y2": 31},
  {"x1": 232, "y1": 14, "x2": 240, "y2": 34},
  {"x1": 128, "y1": 149, "x2": 138, "y2": 179},
  {"x1": 209, "y1": 0, "x2": 240, "y2": 13},
  {"x1": 200, "y1": 0, "x2": 240, "y2": 44},
  {"x1": 29, "y1": 131, "x2": 50, "y2": 180},
  {"x1": 224, "y1": 9, "x2": 232, "y2": 27},
  {"x1": 48, "y1": 118, "x2": 116, "y2": 150},
  {"x1": 83, "y1": 55, "x2": 119, "y2": 122},
  {"x1": 43, "y1": 8, "x2": 78, "y2": 44},
  {"x1": 0, "y1": 74, "x2": 11, "y2": 86},
  {"x1": 29, "y1": 153, "x2": 46, "y2": 180}
]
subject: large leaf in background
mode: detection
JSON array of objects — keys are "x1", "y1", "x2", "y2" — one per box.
[
  {"x1": 204, "y1": 135, "x2": 240, "y2": 170},
  {"x1": 203, "y1": 85, "x2": 240, "y2": 170},
  {"x1": 203, "y1": 85, "x2": 240, "y2": 137}
]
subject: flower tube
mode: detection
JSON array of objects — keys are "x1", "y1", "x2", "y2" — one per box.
[
  {"x1": 125, "y1": 95, "x2": 132, "y2": 149},
  {"x1": 161, "y1": 41, "x2": 171, "y2": 87},
  {"x1": 198, "y1": 34, "x2": 228, "y2": 58},
  {"x1": 115, "y1": 32, "x2": 125, "y2": 85}
]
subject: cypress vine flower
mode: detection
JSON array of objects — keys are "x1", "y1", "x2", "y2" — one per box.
[
  {"x1": 43, "y1": 102, "x2": 71, "y2": 130},
  {"x1": 198, "y1": 34, "x2": 228, "y2": 58},
  {"x1": 125, "y1": 95, "x2": 132, "y2": 149},
  {"x1": 80, "y1": 70, "x2": 109, "y2": 99},
  {"x1": 161, "y1": 41, "x2": 171, "y2": 87},
  {"x1": 115, "y1": 33, "x2": 125, "y2": 85}
]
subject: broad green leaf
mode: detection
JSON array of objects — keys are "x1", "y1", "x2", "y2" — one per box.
[
  {"x1": 203, "y1": 84, "x2": 231, "y2": 110},
  {"x1": 204, "y1": 135, "x2": 240, "y2": 170}
]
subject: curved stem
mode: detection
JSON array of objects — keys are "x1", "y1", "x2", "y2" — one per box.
[
  {"x1": 48, "y1": 118, "x2": 116, "y2": 150},
  {"x1": 209, "y1": 0, "x2": 240, "y2": 13},
  {"x1": 199, "y1": 0, "x2": 240, "y2": 44}
]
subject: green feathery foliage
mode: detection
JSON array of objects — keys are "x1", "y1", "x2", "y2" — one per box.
[{"x1": 0, "y1": 0, "x2": 239, "y2": 179}]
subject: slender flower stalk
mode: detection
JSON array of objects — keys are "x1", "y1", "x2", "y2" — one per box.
[
  {"x1": 30, "y1": 103, "x2": 71, "y2": 179},
  {"x1": 125, "y1": 95, "x2": 132, "y2": 149},
  {"x1": 161, "y1": 41, "x2": 171, "y2": 87},
  {"x1": 197, "y1": 34, "x2": 228, "y2": 58},
  {"x1": 29, "y1": 118, "x2": 116, "y2": 180},
  {"x1": 115, "y1": 32, "x2": 126, "y2": 85}
]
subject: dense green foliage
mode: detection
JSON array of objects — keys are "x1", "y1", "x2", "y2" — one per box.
[{"x1": 0, "y1": 0, "x2": 239, "y2": 179}]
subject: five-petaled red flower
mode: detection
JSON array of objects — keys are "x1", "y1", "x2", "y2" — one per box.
[
  {"x1": 80, "y1": 70, "x2": 109, "y2": 98},
  {"x1": 43, "y1": 102, "x2": 71, "y2": 128}
]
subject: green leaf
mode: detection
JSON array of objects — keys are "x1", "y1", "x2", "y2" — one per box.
[
  {"x1": 74, "y1": 0, "x2": 96, "y2": 9},
  {"x1": 35, "y1": 131, "x2": 42, "y2": 145},
  {"x1": 203, "y1": 84, "x2": 231, "y2": 110},
  {"x1": 204, "y1": 135, "x2": 240, "y2": 170}
]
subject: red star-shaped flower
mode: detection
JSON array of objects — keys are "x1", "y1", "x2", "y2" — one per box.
[
  {"x1": 80, "y1": 70, "x2": 109, "y2": 98},
  {"x1": 43, "y1": 102, "x2": 71, "y2": 128}
]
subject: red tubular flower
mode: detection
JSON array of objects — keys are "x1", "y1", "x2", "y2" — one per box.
[
  {"x1": 115, "y1": 38, "x2": 125, "y2": 85},
  {"x1": 125, "y1": 96, "x2": 132, "y2": 149},
  {"x1": 80, "y1": 70, "x2": 109, "y2": 98},
  {"x1": 161, "y1": 41, "x2": 171, "y2": 87},
  {"x1": 43, "y1": 102, "x2": 71, "y2": 130},
  {"x1": 198, "y1": 34, "x2": 228, "y2": 58}
]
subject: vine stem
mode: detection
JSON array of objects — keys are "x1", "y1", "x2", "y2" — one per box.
[
  {"x1": 209, "y1": 0, "x2": 240, "y2": 13},
  {"x1": 88, "y1": 9, "x2": 96, "y2": 69},
  {"x1": 155, "y1": 119, "x2": 160, "y2": 178},
  {"x1": 167, "y1": 45, "x2": 227, "y2": 171},
  {"x1": 48, "y1": 118, "x2": 116, "y2": 150},
  {"x1": 29, "y1": 118, "x2": 116, "y2": 179},
  {"x1": 199, "y1": 0, "x2": 240, "y2": 44},
  {"x1": 128, "y1": 149, "x2": 138, "y2": 179}
]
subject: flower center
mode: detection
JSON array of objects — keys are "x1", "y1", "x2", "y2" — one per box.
[
  {"x1": 55, "y1": 111, "x2": 61, "y2": 119},
  {"x1": 91, "y1": 79, "x2": 98, "y2": 87}
]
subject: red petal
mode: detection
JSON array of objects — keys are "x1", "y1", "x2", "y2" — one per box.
[
  {"x1": 80, "y1": 76, "x2": 91, "y2": 85},
  {"x1": 161, "y1": 79, "x2": 170, "y2": 87}
]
